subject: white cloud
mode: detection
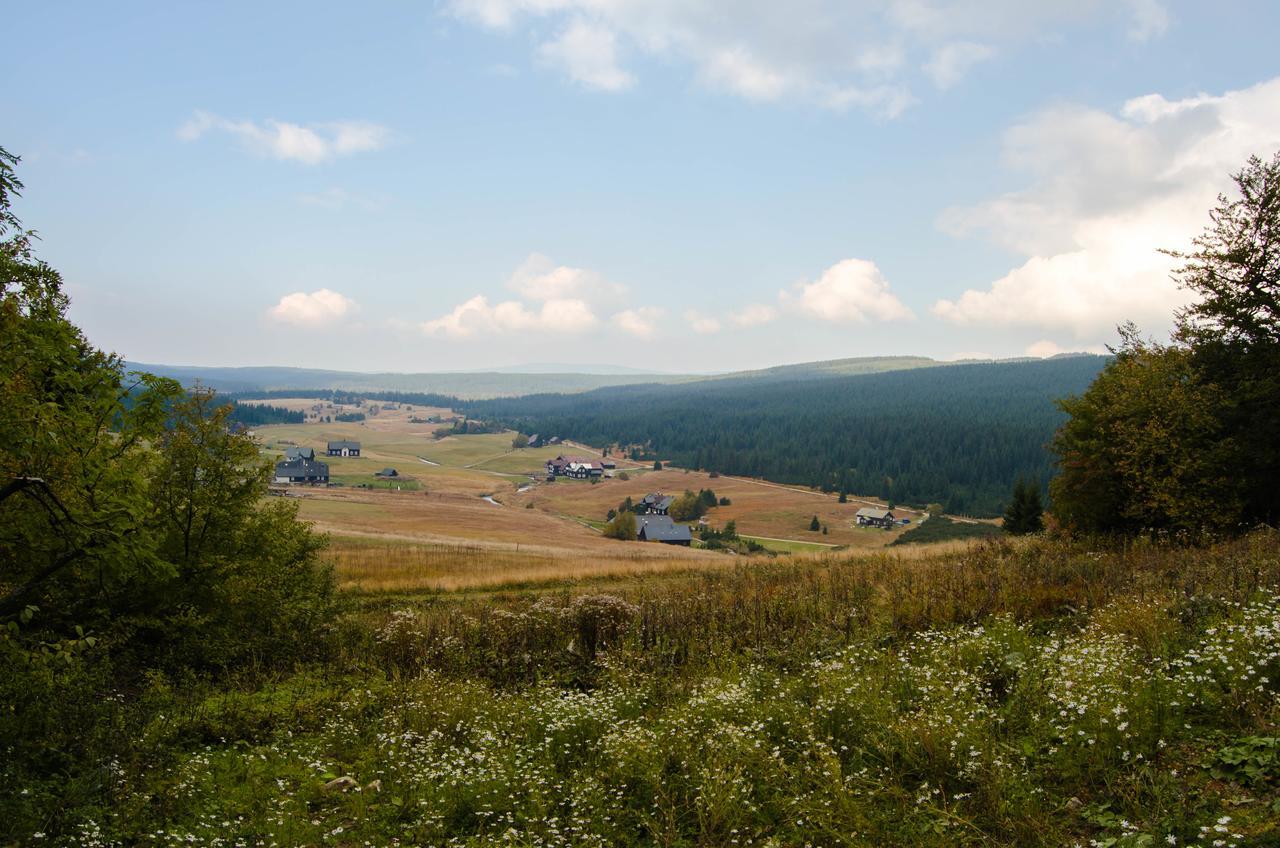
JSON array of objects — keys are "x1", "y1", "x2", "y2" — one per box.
[
  {"x1": 422, "y1": 295, "x2": 598, "y2": 337},
  {"x1": 934, "y1": 77, "x2": 1280, "y2": 339},
  {"x1": 730, "y1": 303, "x2": 778, "y2": 327},
  {"x1": 268, "y1": 289, "x2": 357, "y2": 326},
  {"x1": 446, "y1": 1, "x2": 1168, "y2": 113},
  {"x1": 783, "y1": 258, "x2": 914, "y2": 323},
  {"x1": 507, "y1": 253, "x2": 626, "y2": 302},
  {"x1": 538, "y1": 18, "x2": 635, "y2": 90},
  {"x1": 613, "y1": 307, "x2": 664, "y2": 338},
  {"x1": 177, "y1": 111, "x2": 390, "y2": 164},
  {"x1": 923, "y1": 41, "x2": 993, "y2": 89},
  {"x1": 684, "y1": 310, "x2": 722, "y2": 334}
]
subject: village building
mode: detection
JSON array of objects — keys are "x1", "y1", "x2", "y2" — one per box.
[
  {"x1": 327, "y1": 440, "x2": 361, "y2": 457},
  {"x1": 636, "y1": 514, "x2": 693, "y2": 545},
  {"x1": 637, "y1": 493, "x2": 673, "y2": 515},
  {"x1": 283, "y1": 446, "x2": 316, "y2": 461},
  {"x1": 855, "y1": 507, "x2": 896, "y2": 529},
  {"x1": 375, "y1": 467, "x2": 399, "y2": 478},
  {"x1": 545, "y1": 454, "x2": 603, "y2": 478},
  {"x1": 273, "y1": 457, "x2": 329, "y2": 485}
]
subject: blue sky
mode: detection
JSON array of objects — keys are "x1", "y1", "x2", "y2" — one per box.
[{"x1": 5, "y1": 1, "x2": 1280, "y2": 372}]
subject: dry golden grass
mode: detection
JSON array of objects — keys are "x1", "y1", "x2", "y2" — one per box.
[{"x1": 513, "y1": 467, "x2": 922, "y2": 549}]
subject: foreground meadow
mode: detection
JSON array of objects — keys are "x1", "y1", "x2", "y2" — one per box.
[{"x1": 13, "y1": 532, "x2": 1280, "y2": 846}]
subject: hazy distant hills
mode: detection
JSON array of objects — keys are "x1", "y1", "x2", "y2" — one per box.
[{"x1": 125, "y1": 355, "x2": 962, "y2": 399}]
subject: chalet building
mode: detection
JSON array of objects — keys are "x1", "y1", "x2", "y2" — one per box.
[
  {"x1": 283, "y1": 446, "x2": 316, "y2": 461},
  {"x1": 856, "y1": 507, "x2": 896, "y2": 529},
  {"x1": 274, "y1": 457, "x2": 329, "y2": 485},
  {"x1": 637, "y1": 493, "x2": 673, "y2": 515},
  {"x1": 327, "y1": 440, "x2": 361, "y2": 457},
  {"x1": 601, "y1": 459, "x2": 617, "y2": 470},
  {"x1": 545, "y1": 454, "x2": 603, "y2": 478},
  {"x1": 528, "y1": 434, "x2": 542, "y2": 448},
  {"x1": 636, "y1": 515, "x2": 692, "y2": 545}
]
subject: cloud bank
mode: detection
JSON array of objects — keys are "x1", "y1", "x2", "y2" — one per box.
[
  {"x1": 178, "y1": 111, "x2": 390, "y2": 164},
  {"x1": 268, "y1": 289, "x2": 357, "y2": 326},
  {"x1": 933, "y1": 77, "x2": 1280, "y2": 339}
]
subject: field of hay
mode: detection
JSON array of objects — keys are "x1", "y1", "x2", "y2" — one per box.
[{"x1": 257, "y1": 404, "x2": 937, "y2": 593}]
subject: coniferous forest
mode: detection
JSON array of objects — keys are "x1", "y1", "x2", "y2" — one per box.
[{"x1": 464, "y1": 356, "x2": 1108, "y2": 516}]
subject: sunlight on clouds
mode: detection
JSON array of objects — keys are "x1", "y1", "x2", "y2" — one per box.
[
  {"x1": 538, "y1": 18, "x2": 634, "y2": 91},
  {"x1": 613, "y1": 307, "x2": 664, "y2": 338},
  {"x1": 178, "y1": 111, "x2": 390, "y2": 164},
  {"x1": 508, "y1": 253, "x2": 626, "y2": 302},
  {"x1": 934, "y1": 77, "x2": 1280, "y2": 339},
  {"x1": 783, "y1": 258, "x2": 913, "y2": 324},
  {"x1": 268, "y1": 290, "x2": 357, "y2": 326},
  {"x1": 422, "y1": 295, "x2": 598, "y2": 337}
]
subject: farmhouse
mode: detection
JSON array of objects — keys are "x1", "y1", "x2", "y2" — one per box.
[
  {"x1": 637, "y1": 493, "x2": 673, "y2": 515},
  {"x1": 545, "y1": 454, "x2": 603, "y2": 478},
  {"x1": 856, "y1": 507, "x2": 896, "y2": 529},
  {"x1": 375, "y1": 467, "x2": 399, "y2": 478},
  {"x1": 636, "y1": 514, "x2": 692, "y2": 545},
  {"x1": 283, "y1": 446, "x2": 316, "y2": 461},
  {"x1": 273, "y1": 457, "x2": 329, "y2": 485},
  {"x1": 327, "y1": 440, "x2": 361, "y2": 457}
]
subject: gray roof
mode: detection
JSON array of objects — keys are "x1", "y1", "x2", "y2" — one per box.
[
  {"x1": 284, "y1": 446, "x2": 315, "y2": 461},
  {"x1": 328, "y1": 440, "x2": 361, "y2": 450},
  {"x1": 856, "y1": 507, "x2": 894, "y2": 520},
  {"x1": 376, "y1": 467, "x2": 398, "y2": 476},
  {"x1": 642, "y1": 493, "x2": 674, "y2": 510},
  {"x1": 275, "y1": 457, "x2": 329, "y2": 478},
  {"x1": 637, "y1": 514, "x2": 692, "y2": 542}
]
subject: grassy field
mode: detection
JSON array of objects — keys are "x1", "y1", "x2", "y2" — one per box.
[
  {"x1": 256, "y1": 406, "x2": 924, "y2": 582},
  {"x1": 37, "y1": 531, "x2": 1280, "y2": 847}
]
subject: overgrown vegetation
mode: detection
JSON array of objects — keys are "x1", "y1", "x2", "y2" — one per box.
[{"x1": 890, "y1": 515, "x2": 1003, "y2": 546}]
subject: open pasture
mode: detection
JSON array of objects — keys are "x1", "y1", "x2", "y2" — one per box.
[{"x1": 513, "y1": 466, "x2": 922, "y2": 549}]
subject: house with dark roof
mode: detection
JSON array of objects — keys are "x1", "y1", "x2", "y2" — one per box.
[
  {"x1": 284, "y1": 446, "x2": 316, "y2": 461},
  {"x1": 545, "y1": 454, "x2": 603, "y2": 478},
  {"x1": 375, "y1": 467, "x2": 398, "y2": 478},
  {"x1": 327, "y1": 440, "x2": 361, "y2": 457},
  {"x1": 637, "y1": 493, "x2": 673, "y2": 515},
  {"x1": 636, "y1": 514, "x2": 692, "y2": 545},
  {"x1": 855, "y1": 507, "x2": 896, "y2": 529},
  {"x1": 274, "y1": 457, "x2": 329, "y2": 485}
]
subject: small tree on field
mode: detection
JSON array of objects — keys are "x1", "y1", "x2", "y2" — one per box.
[
  {"x1": 602, "y1": 510, "x2": 636, "y2": 541},
  {"x1": 838, "y1": 491, "x2": 848, "y2": 503},
  {"x1": 809, "y1": 515, "x2": 821, "y2": 531},
  {"x1": 653, "y1": 460, "x2": 663, "y2": 471},
  {"x1": 1003, "y1": 479, "x2": 1044, "y2": 535},
  {"x1": 512, "y1": 433, "x2": 529, "y2": 449}
]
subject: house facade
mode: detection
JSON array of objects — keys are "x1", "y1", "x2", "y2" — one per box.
[
  {"x1": 274, "y1": 457, "x2": 330, "y2": 485},
  {"x1": 855, "y1": 507, "x2": 896, "y2": 528},
  {"x1": 327, "y1": 440, "x2": 361, "y2": 457},
  {"x1": 545, "y1": 454, "x2": 603, "y2": 478},
  {"x1": 637, "y1": 493, "x2": 673, "y2": 515}
]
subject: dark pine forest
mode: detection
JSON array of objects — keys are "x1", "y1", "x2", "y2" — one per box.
[{"x1": 464, "y1": 356, "x2": 1109, "y2": 516}]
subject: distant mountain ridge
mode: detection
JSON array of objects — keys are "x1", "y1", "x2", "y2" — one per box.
[{"x1": 125, "y1": 355, "x2": 959, "y2": 399}]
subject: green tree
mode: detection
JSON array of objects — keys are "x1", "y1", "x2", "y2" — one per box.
[
  {"x1": 1003, "y1": 479, "x2": 1044, "y2": 535},
  {"x1": 809, "y1": 515, "x2": 821, "y2": 531},
  {"x1": 512, "y1": 433, "x2": 530, "y2": 449},
  {"x1": 602, "y1": 510, "x2": 637, "y2": 540},
  {"x1": 668, "y1": 490, "x2": 706, "y2": 522},
  {"x1": 653, "y1": 460, "x2": 663, "y2": 471},
  {"x1": 838, "y1": 491, "x2": 848, "y2": 503}
]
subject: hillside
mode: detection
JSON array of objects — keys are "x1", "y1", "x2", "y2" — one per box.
[
  {"x1": 126, "y1": 355, "x2": 950, "y2": 398},
  {"x1": 464, "y1": 356, "x2": 1110, "y2": 516}
]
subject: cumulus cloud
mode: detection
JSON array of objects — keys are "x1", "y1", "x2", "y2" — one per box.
[
  {"x1": 924, "y1": 41, "x2": 994, "y2": 89},
  {"x1": 178, "y1": 111, "x2": 390, "y2": 164},
  {"x1": 422, "y1": 295, "x2": 598, "y2": 337},
  {"x1": 684, "y1": 310, "x2": 722, "y2": 334},
  {"x1": 934, "y1": 77, "x2": 1280, "y2": 339},
  {"x1": 538, "y1": 18, "x2": 635, "y2": 90},
  {"x1": 730, "y1": 303, "x2": 778, "y2": 328},
  {"x1": 613, "y1": 307, "x2": 664, "y2": 338},
  {"x1": 507, "y1": 253, "x2": 626, "y2": 303},
  {"x1": 446, "y1": 0, "x2": 1168, "y2": 114},
  {"x1": 782, "y1": 258, "x2": 913, "y2": 323},
  {"x1": 268, "y1": 289, "x2": 357, "y2": 326}
]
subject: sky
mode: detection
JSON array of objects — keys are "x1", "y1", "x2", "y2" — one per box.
[{"x1": 4, "y1": 1, "x2": 1280, "y2": 373}]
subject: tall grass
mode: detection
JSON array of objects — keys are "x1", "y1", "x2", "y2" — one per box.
[{"x1": 9, "y1": 532, "x2": 1280, "y2": 846}]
